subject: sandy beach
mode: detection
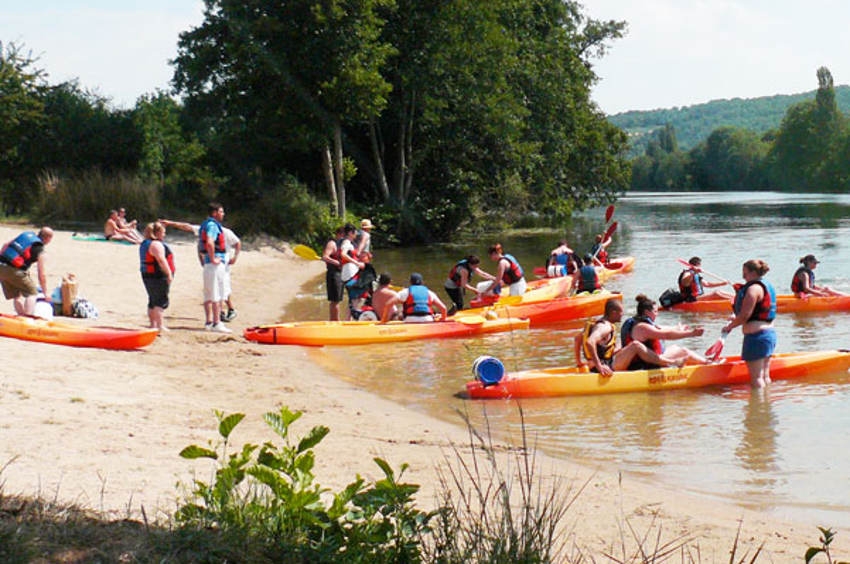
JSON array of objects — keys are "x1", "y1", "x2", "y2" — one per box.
[{"x1": 0, "y1": 223, "x2": 829, "y2": 560}]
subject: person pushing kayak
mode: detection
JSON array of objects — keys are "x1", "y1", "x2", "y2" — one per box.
[{"x1": 443, "y1": 255, "x2": 495, "y2": 314}]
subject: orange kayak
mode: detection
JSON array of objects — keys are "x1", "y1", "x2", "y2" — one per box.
[
  {"x1": 0, "y1": 313, "x2": 158, "y2": 350},
  {"x1": 666, "y1": 294, "x2": 850, "y2": 314},
  {"x1": 469, "y1": 276, "x2": 572, "y2": 308},
  {"x1": 244, "y1": 316, "x2": 529, "y2": 346},
  {"x1": 458, "y1": 291, "x2": 621, "y2": 326},
  {"x1": 465, "y1": 350, "x2": 850, "y2": 398}
]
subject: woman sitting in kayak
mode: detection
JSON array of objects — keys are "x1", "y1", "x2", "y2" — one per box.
[
  {"x1": 791, "y1": 254, "x2": 847, "y2": 298},
  {"x1": 574, "y1": 298, "x2": 684, "y2": 377},
  {"x1": 678, "y1": 257, "x2": 733, "y2": 301},
  {"x1": 621, "y1": 294, "x2": 710, "y2": 369}
]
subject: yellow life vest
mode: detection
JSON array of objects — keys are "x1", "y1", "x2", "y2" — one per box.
[{"x1": 581, "y1": 319, "x2": 617, "y2": 362}]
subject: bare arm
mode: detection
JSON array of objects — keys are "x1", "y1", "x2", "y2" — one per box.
[
  {"x1": 159, "y1": 219, "x2": 196, "y2": 233},
  {"x1": 36, "y1": 253, "x2": 48, "y2": 298},
  {"x1": 322, "y1": 240, "x2": 340, "y2": 267},
  {"x1": 632, "y1": 322, "x2": 703, "y2": 342},
  {"x1": 724, "y1": 286, "x2": 761, "y2": 333}
]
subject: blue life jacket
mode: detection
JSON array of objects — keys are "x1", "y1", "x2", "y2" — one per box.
[
  {"x1": 404, "y1": 285, "x2": 432, "y2": 316},
  {"x1": 0, "y1": 231, "x2": 42, "y2": 270}
]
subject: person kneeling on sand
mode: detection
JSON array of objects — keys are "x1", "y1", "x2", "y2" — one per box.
[
  {"x1": 574, "y1": 298, "x2": 685, "y2": 377},
  {"x1": 381, "y1": 272, "x2": 448, "y2": 323}
]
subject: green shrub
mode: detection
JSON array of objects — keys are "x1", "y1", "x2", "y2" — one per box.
[{"x1": 175, "y1": 406, "x2": 436, "y2": 563}]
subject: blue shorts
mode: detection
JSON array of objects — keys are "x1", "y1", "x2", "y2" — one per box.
[{"x1": 742, "y1": 328, "x2": 777, "y2": 361}]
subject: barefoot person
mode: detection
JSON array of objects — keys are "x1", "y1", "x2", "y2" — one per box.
[
  {"x1": 724, "y1": 259, "x2": 777, "y2": 388},
  {"x1": 791, "y1": 254, "x2": 847, "y2": 297},
  {"x1": 0, "y1": 227, "x2": 53, "y2": 315},
  {"x1": 139, "y1": 222, "x2": 174, "y2": 331},
  {"x1": 574, "y1": 298, "x2": 684, "y2": 377},
  {"x1": 104, "y1": 210, "x2": 143, "y2": 244},
  {"x1": 621, "y1": 294, "x2": 710, "y2": 367}
]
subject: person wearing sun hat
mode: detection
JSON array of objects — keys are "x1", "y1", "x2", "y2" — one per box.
[
  {"x1": 791, "y1": 254, "x2": 847, "y2": 297},
  {"x1": 355, "y1": 218, "x2": 374, "y2": 256}
]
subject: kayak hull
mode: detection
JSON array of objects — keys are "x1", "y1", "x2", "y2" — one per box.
[
  {"x1": 244, "y1": 317, "x2": 529, "y2": 346},
  {"x1": 667, "y1": 294, "x2": 850, "y2": 313},
  {"x1": 0, "y1": 314, "x2": 158, "y2": 349},
  {"x1": 465, "y1": 350, "x2": 850, "y2": 398},
  {"x1": 459, "y1": 291, "x2": 621, "y2": 326},
  {"x1": 469, "y1": 276, "x2": 572, "y2": 308}
]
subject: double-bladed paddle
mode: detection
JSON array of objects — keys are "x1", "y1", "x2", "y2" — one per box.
[{"x1": 675, "y1": 258, "x2": 730, "y2": 286}]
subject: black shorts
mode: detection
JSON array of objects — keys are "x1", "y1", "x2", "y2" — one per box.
[
  {"x1": 326, "y1": 268, "x2": 343, "y2": 303},
  {"x1": 142, "y1": 277, "x2": 170, "y2": 310},
  {"x1": 444, "y1": 286, "x2": 464, "y2": 310}
]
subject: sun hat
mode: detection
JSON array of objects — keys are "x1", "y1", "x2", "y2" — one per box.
[{"x1": 360, "y1": 218, "x2": 374, "y2": 229}]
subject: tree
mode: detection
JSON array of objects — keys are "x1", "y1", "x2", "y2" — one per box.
[
  {"x1": 173, "y1": 0, "x2": 395, "y2": 217},
  {"x1": 767, "y1": 66, "x2": 844, "y2": 190},
  {"x1": 689, "y1": 126, "x2": 768, "y2": 190},
  {"x1": 0, "y1": 42, "x2": 47, "y2": 213}
]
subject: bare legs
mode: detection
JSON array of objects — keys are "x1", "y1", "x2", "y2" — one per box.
[
  {"x1": 612, "y1": 341, "x2": 685, "y2": 372},
  {"x1": 746, "y1": 357, "x2": 771, "y2": 388}
]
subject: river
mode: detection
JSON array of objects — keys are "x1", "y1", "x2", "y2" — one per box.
[{"x1": 284, "y1": 191, "x2": 850, "y2": 528}]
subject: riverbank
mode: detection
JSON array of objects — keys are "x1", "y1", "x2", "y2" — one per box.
[{"x1": 0, "y1": 224, "x2": 829, "y2": 559}]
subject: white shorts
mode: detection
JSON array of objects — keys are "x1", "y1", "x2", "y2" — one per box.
[
  {"x1": 509, "y1": 278, "x2": 527, "y2": 296},
  {"x1": 223, "y1": 264, "x2": 232, "y2": 299},
  {"x1": 403, "y1": 315, "x2": 435, "y2": 323},
  {"x1": 203, "y1": 262, "x2": 227, "y2": 302}
]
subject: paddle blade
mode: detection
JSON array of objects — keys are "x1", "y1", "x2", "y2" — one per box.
[
  {"x1": 293, "y1": 244, "x2": 320, "y2": 261},
  {"x1": 605, "y1": 204, "x2": 615, "y2": 223},
  {"x1": 455, "y1": 315, "x2": 486, "y2": 325},
  {"x1": 704, "y1": 331, "x2": 728, "y2": 361},
  {"x1": 602, "y1": 221, "x2": 617, "y2": 243}
]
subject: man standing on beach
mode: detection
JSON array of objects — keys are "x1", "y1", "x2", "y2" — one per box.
[
  {"x1": 0, "y1": 227, "x2": 53, "y2": 315},
  {"x1": 198, "y1": 203, "x2": 231, "y2": 333}
]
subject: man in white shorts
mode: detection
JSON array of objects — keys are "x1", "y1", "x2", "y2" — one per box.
[{"x1": 198, "y1": 203, "x2": 231, "y2": 333}]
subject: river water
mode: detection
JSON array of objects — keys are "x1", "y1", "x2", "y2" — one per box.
[{"x1": 284, "y1": 192, "x2": 850, "y2": 528}]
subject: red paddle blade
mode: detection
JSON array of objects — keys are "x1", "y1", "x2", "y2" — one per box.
[
  {"x1": 602, "y1": 221, "x2": 617, "y2": 243},
  {"x1": 704, "y1": 331, "x2": 729, "y2": 361},
  {"x1": 605, "y1": 204, "x2": 615, "y2": 223}
]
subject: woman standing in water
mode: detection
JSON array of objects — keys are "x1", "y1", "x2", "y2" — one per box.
[{"x1": 724, "y1": 259, "x2": 777, "y2": 388}]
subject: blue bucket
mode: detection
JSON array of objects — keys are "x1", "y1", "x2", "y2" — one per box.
[{"x1": 472, "y1": 355, "x2": 505, "y2": 386}]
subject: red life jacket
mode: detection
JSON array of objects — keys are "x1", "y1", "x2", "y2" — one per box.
[
  {"x1": 198, "y1": 217, "x2": 226, "y2": 258},
  {"x1": 500, "y1": 254, "x2": 524, "y2": 284},
  {"x1": 678, "y1": 268, "x2": 704, "y2": 301},
  {"x1": 140, "y1": 240, "x2": 175, "y2": 278},
  {"x1": 791, "y1": 267, "x2": 814, "y2": 294}
]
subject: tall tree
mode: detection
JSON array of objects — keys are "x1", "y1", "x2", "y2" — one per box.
[{"x1": 172, "y1": 0, "x2": 395, "y2": 217}]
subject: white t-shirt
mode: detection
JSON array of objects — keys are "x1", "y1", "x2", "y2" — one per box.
[{"x1": 340, "y1": 239, "x2": 359, "y2": 282}]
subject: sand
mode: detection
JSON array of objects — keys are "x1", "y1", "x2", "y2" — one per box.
[{"x1": 0, "y1": 224, "x2": 827, "y2": 560}]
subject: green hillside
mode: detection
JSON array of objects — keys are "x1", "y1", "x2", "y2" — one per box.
[{"x1": 609, "y1": 85, "x2": 850, "y2": 152}]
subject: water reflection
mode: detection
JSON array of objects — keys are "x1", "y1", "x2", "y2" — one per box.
[{"x1": 735, "y1": 390, "x2": 779, "y2": 490}]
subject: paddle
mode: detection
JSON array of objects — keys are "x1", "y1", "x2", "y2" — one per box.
[
  {"x1": 704, "y1": 330, "x2": 729, "y2": 361},
  {"x1": 293, "y1": 244, "x2": 321, "y2": 261},
  {"x1": 591, "y1": 221, "x2": 618, "y2": 261},
  {"x1": 675, "y1": 258, "x2": 730, "y2": 285},
  {"x1": 605, "y1": 204, "x2": 615, "y2": 223}
]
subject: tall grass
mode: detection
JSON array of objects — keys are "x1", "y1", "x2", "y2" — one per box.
[{"x1": 33, "y1": 168, "x2": 159, "y2": 227}]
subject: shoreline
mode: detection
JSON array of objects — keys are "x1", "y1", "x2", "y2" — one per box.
[{"x1": 0, "y1": 224, "x2": 831, "y2": 559}]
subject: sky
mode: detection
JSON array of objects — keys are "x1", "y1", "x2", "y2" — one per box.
[{"x1": 3, "y1": 1, "x2": 850, "y2": 115}]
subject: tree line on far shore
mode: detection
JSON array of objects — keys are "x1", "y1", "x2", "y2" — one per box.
[
  {"x1": 630, "y1": 67, "x2": 850, "y2": 193},
  {"x1": 0, "y1": 0, "x2": 631, "y2": 246}
]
